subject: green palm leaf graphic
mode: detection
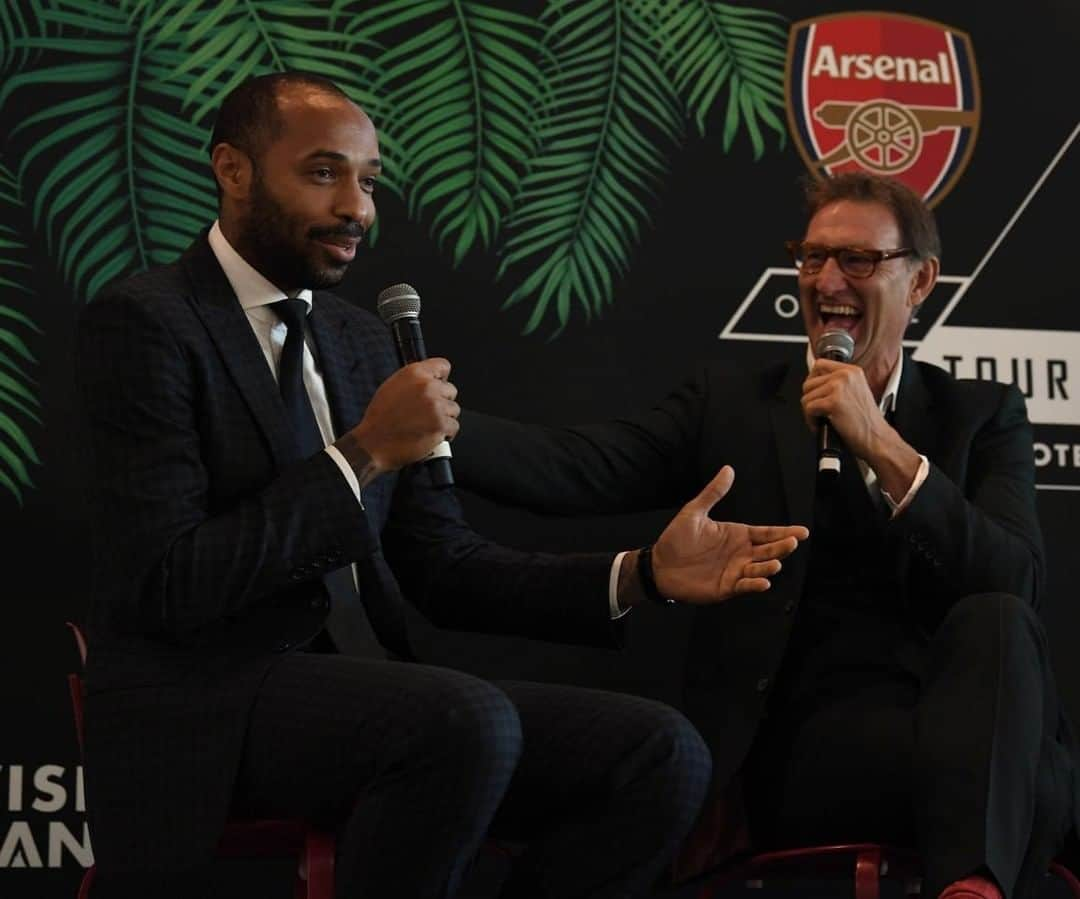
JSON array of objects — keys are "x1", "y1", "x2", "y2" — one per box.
[
  {"x1": 343, "y1": 0, "x2": 542, "y2": 265},
  {"x1": 498, "y1": 0, "x2": 683, "y2": 335},
  {"x1": 153, "y1": 0, "x2": 396, "y2": 221},
  {"x1": 649, "y1": 0, "x2": 787, "y2": 155},
  {"x1": 0, "y1": 162, "x2": 42, "y2": 506},
  {"x1": 158, "y1": 0, "x2": 385, "y2": 133},
  {"x1": 1, "y1": 0, "x2": 43, "y2": 76},
  {"x1": 2, "y1": 0, "x2": 219, "y2": 300},
  {"x1": 2, "y1": 0, "x2": 792, "y2": 343}
]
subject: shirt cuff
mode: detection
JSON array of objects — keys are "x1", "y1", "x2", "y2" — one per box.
[
  {"x1": 880, "y1": 453, "x2": 929, "y2": 517},
  {"x1": 609, "y1": 551, "x2": 632, "y2": 620},
  {"x1": 324, "y1": 445, "x2": 365, "y2": 510}
]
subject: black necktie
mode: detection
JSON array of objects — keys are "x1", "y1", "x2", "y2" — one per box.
[{"x1": 270, "y1": 298, "x2": 391, "y2": 658}]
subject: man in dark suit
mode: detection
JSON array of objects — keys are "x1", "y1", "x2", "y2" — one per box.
[
  {"x1": 454, "y1": 173, "x2": 1078, "y2": 899},
  {"x1": 76, "y1": 71, "x2": 812, "y2": 899}
]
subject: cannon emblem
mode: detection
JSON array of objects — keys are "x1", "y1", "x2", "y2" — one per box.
[{"x1": 813, "y1": 100, "x2": 979, "y2": 175}]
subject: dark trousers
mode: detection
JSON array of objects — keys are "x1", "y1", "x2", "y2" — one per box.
[
  {"x1": 744, "y1": 593, "x2": 1075, "y2": 899},
  {"x1": 94, "y1": 652, "x2": 711, "y2": 899}
]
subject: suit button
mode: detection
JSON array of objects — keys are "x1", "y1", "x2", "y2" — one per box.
[
  {"x1": 274, "y1": 640, "x2": 292, "y2": 652},
  {"x1": 310, "y1": 597, "x2": 327, "y2": 610},
  {"x1": 756, "y1": 677, "x2": 770, "y2": 693},
  {"x1": 783, "y1": 601, "x2": 795, "y2": 614}
]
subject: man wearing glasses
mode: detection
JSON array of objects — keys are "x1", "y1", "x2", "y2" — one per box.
[{"x1": 453, "y1": 172, "x2": 1078, "y2": 899}]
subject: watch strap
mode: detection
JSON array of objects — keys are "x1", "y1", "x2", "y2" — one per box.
[{"x1": 638, "y1": 544, "x2": 675, "y2": 606}]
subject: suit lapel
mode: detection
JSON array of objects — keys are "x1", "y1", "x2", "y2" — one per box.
[
  {"x1": 770, "y1": 360, "x2": 817, "y2": 526},
  {"x1": 885, "y1": 355, "x2": 936, "y2": 591},
  {"x1": 309, "y1": 295, "x2": 412, "y2": 656},
  {"x1": 891, "y1": 355, "x2": 935, "y2": 459},
  {"x1": 181, "y1": 237, "x2": 297, "y2": 468},
  {"x1": 308, "y1": 294, "x2": 364, "y2": 437}
]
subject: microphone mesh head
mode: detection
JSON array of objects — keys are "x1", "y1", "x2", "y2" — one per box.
[
  {"x1": 816, "y1": 329, "x2": 855, "y2": 362},
  {"x1": 377, "y1": 283, "x2": 421, "y2": 324}
]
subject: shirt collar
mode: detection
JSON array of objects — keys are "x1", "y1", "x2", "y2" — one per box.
[
  {"x1": 208, "y1": 220, "x2": 313, "y2": 314},
  {"x1": 805, "y1": 340, "x2": 903, "y2": 414}
]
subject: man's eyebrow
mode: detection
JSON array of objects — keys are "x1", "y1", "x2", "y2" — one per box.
[{"x1": 304, "y1": 150, "x2": 382, "y2": 169}]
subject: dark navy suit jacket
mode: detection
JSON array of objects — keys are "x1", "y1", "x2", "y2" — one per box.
[
  {"x1": 76, "y1": 235, "x2": 616, "y2": 870},
  {"x1": 454, "y1": 357, "x2": 1049, "y2": 774}
]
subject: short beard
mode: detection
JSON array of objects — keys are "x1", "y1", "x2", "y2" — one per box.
[{"x1": 246, "y1": 170, "x2": 352, "y2": 291}]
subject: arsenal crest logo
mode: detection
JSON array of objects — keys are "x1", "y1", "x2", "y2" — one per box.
[{"x1": 786, "y1": 12, "x2": 980, "y2": 207}]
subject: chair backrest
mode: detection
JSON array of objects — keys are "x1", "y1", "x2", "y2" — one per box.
[
  {"x1": 67, "y1": 621, "x2": 87, "y2": 665},
  {"x1": 65, "y1": 621, "x2": 87, "y2": 754}
]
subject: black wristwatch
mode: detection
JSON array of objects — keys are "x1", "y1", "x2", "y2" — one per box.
[{"x1": 638, "y1": 544, "x2": 675, "y2": 606}]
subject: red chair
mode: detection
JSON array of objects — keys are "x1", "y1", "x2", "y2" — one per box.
[
  {"x1": 676, "y1": 780, "x2": 1080, "y2": 899},
  {"x1": 689, "y1": 841, "x2": 1080, "y2": 899},
  {"x1": 65, "y1": 623, "x2": 335, "y2": 899},
  {"x1": 692, "y1": 844, "x2": 923, "y2": 899}
]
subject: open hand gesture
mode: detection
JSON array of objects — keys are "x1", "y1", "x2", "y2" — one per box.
[{"x1": 651, "y1": 466, "x2": 809, "y2": 603}]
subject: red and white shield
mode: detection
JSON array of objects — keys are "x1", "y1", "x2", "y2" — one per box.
[{"x1": 786, "y1": 12, "x2": 980, "y2": 207}]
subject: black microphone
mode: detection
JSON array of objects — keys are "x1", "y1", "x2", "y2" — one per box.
[
  {"x1": 815, "y1": 329, "x2": 855, "y2": 477},
  {"x1": 376, "y1": 283, "x2": 454, "y2": 488}
]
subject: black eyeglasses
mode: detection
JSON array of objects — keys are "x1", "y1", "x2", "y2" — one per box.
[{"x1": 785, "y1": 241, "x2": 914, "y2": 279}]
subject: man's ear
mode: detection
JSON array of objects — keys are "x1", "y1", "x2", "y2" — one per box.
[
  {"x1": 908, "y1": 255, "x2": 940, "y2": 311},
  {"x1": 210, "y1": 143, "x2": 253, "y2": 202}
]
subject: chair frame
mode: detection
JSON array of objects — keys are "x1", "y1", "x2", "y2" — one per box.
[
  {"x1": 65, "y1": 622, "x2": 335, "y2": 899},
  {"x1": 691, "y1": 842, "x2": 1080, "y2": 899}
]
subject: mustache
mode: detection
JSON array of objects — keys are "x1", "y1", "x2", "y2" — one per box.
[{"x1": 309, "y1": 223, "x2": 366, "y2": 243}]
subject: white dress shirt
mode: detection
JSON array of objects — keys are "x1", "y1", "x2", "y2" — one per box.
[
  {"x1": 207, "y1": 221, "x2": 363, "y2": 506},
  {"x1": 210, "y1": 221, "x2": 665, "y2": 621},
  {"x1": 804, "y1": 343, "x2": 930, "y2": 515}
]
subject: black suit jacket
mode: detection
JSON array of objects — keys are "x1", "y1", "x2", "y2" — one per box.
[
  {"x1": 454, "y1": 356, "x2": 1047, "y2": 775},
  {"x1": 76, "y1": 236, "x2": 616, "y2": 870}
]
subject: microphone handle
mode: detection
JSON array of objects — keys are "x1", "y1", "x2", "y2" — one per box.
[
  {"x1": 818, "y1": 418, "x2": 841, "y2": 475},
  {"x1": 817, "y1": 348, "x2": 847, "y2": 476},
  {"x1": 422, "y1": 449, "x2": 455, "y2": 489},
  {"x1": 390, "y1": 316, "x2": 454, "y2": 488},
  {"x1": 391, "y1": 317, "x2": 427, "y2": 366}
]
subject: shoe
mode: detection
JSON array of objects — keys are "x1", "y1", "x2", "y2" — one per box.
[{"x1": 938, "y1": 875, "x2": 1003, "y2": 899}]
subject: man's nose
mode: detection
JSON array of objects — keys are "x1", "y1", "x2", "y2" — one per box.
[
  {"x1": 334, "y1": 180, "x2": 375, "y2": 228},
  {"x1": 814, "y1": 255, "x2": 849, "y2": 292}
]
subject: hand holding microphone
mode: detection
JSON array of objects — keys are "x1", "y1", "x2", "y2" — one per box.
[
  {"x1": 802, "y1": 334, "x2": 926, "y2": 502},
  {"x1": 376, "y1": 283, "x2": 455, "y2": 487},
  {"x1": 803, "y1": 329, "x2": 900, "y2": 474},
  {"x1": 346, "y1": 356, "x2": 458, "y2": 476},
  {"x1": 810, "y1": 329, "x2": 855, "y2": 476},
  {"x1": 335, "y1": 284, "x2": 458, "y2": 485}
]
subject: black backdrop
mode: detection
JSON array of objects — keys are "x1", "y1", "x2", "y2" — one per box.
[{"x1": 2, "y1": 0, "x2": 1078, "y2": 894}]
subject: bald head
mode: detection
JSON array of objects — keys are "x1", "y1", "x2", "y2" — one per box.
[{"x1": 209, "y1": 72, "x2": 357, "y2": 173}]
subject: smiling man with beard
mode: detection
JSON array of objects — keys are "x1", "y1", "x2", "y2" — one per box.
[
  {"x1": 74, "y1": 72, "x2": 812, "y2": 898},
  {"x1": 454, "y1": 173, "x2": 1079, "y2": 899}
]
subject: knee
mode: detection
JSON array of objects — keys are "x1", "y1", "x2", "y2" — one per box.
[
  {"x1": 416, "y1": 677, "x2": 524, "y2": 779},
  {"x1": 628, "y1": 705, "x2": 713, "y2": 813},
  {"x1": 938, "y1": 592, "x2": 1043, "y2": 646},
  {"x1": 668, "y1": 710, "x2": 713, "y2": 786}
]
